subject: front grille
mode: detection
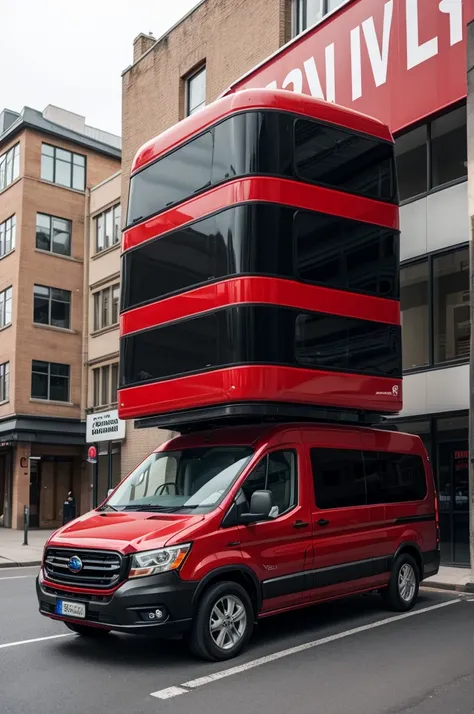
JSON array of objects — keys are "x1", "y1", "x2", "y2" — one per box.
[
  {"x1": 44, "y1": 548, "x2": 126, "y2": 589},
  {"x1": 42, "y1": 585, "x2": 112, "y2": 603}
]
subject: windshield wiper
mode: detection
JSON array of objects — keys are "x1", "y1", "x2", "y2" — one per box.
[
  {"x1": 98, "y1": 504, "x2": 119, "y2": 512},
  {"x1": 122, "y1": 504, "x2": 203, "y2": 513}
]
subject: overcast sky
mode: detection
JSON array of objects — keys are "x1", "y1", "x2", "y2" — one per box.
[{"x1": 1, "y1": 0, "x2": 200, "y2": 136}]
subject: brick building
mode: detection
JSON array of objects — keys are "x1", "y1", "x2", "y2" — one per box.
[{"x1": 0, "y1": 105, "x2": 120, "y2": 529}]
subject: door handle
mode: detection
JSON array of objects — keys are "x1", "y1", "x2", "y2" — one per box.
[
  {"x1": 317, "y1": 518, "x2": 330, "y2": 527},
  {"x1": 293, "y1": 520, "x2": 309, "y2": 529}
]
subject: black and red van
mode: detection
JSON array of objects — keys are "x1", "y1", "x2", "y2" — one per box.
[{"x1": 36, "y1": 89, "x2": 439, "y2": 660}]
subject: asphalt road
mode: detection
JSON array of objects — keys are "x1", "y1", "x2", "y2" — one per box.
[{"x1": 0, "y1": 567, "x2": 473, "y2": 714}]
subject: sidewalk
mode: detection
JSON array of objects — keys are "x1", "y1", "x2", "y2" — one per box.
[
  {"x1": 423, "y1": 566, "x2": 473, "y2": 593},
  {"x1": 0, "y1": 528, "x2": 54, "y2": 568}
]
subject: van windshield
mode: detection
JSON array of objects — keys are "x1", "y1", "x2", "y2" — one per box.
[{"x1": 105, "y1": 447, "x2": 254, "y2": 514}]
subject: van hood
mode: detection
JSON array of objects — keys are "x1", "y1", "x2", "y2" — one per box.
[{"x1": 47, "y1": 510, "x2": 205, "y2": 554}]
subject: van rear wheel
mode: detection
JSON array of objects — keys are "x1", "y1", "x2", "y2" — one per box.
[
  {"x1": 188, "y1": 581, "x2": 254, "y2": 661},
  {"x1": 382, "y1": 554, "x2": 419, "y2": 612}
]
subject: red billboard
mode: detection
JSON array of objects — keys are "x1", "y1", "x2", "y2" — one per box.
[{"x1": 226, "y1": 0, "x2": 472, "y2": 133}]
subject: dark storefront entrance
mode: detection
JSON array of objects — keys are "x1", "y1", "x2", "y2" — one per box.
[
  {"x1": 390, "y1": 411, "x2": 469, "y2": 566},
  {"x1": 0, "y1": 450, "x2": 12, "y2": 528}
]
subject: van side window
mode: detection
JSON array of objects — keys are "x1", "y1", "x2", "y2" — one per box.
[
  {"x1": 310, "y1": 448, "x2": 365, "y2": 509},
  {"x1": 363, "y1": 451, "x2": 427, "y2": 504},
  {"x1": 241, "y1": 451, "x2": 297, "y2": 518}
]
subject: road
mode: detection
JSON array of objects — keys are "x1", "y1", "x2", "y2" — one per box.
[{"x1": 0, "y1": 567, "x2": 473, "y2": 714}]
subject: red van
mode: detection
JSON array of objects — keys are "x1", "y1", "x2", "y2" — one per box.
[{"x1": 36, "y1": 422, "x2": 439, "y2": 661}]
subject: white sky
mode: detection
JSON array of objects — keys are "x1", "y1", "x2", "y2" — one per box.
[{"x1": 1, "y1": 0, "x2": 200, "y2": 136}]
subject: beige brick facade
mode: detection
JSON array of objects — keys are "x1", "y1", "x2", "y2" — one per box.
[{"x1": 0, "y1": 110, "x2": 120, "y2": 529}]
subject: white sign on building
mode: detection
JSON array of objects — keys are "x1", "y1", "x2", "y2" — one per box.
[{"x1": 86, "y1": 409, "x2": 126, "y2": 444}]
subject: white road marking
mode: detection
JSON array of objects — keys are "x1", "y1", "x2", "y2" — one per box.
[
  {"x1": 0, "y1": 575, "x2": 35, "y2": 581},
  {"x1": 151, "y1": 687, "x2": 190, "y2": 700},
  {"x1": 150, "y1": 599, "x2": 460, "y2": 700},
  {"x1": 0, "y1": 634, "x2": 73, "y2": 650}
]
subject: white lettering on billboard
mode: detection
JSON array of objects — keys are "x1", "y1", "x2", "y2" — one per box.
[
  {"x1": 406, "y1": 0, "x2": 438, "y2": 70},
  {"x1": 439, "y1": 0, "x2": 463, "y2": 47},
  {"x1": 362, "y1": 0, "x2": 393, "y2": 88}
]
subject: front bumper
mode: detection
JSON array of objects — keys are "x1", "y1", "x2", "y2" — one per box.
[{"x1": 36, "y1": 570, "x2": 197, "y2": 636}]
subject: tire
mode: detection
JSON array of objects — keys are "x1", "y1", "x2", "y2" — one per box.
[
  {"x1": 187, "y1": 581, "x2": 254, "y2": 661},
  {"x1": 382, "y1": 553, "x2": 419, "y2": 612},
  {"x1": 65, "y1": 622, "x2": 111, "y2": 638}
]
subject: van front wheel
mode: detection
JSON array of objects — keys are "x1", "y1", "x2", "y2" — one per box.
[
  {"x1": 382, "y1": 554, "x2": 419, "y2": 612},
  {"x1": 188, "y1": 581, "x2": 254, "y2": 661}
]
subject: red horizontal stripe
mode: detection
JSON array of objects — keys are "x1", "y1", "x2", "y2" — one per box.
[
  {"x1": 121, "y1": 276, "x2": 400, "y2": 336},
  {"x1": 132, "y1": 88, "x2": 392, "y2": 173},
  {"x1": 123, "y1": 176, "x2": 398, "y2": 252},
  {"x1": 118, "y1": 365, "x2": 402, "y2": 420}
]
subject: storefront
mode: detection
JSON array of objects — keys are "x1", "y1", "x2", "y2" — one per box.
[{"x1": 0, "y1": 446, "x2": 13, "y2": 528}]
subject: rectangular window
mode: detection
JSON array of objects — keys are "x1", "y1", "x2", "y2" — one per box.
[
  {"x1": 92, "y1": 362, "x2": 119, "y2": 407},
  {"x1": 0, "y1": 287, "x2": 12, "y2": 328},
  {"x1": 395, "y1": 105, "x2": 467, "y2": 202},
  {"x1": 0, "y1": 144, "x2": 20, "y2": 191},
  {"x1": 310, "y1": 448, "x2": 366, "y2": 509},
  {"x1": 241, "y1": 451, "x2": 297, "y2": 516},
  {"x1": 0, "y1": 215, "x2": 16, "y2": 258},
  {"x1": 92, "y1": 283, "x2": 120, "y2": 331},
  {"x1": 295, "y1": 210, "x2": 399, "y2": 299},
  {"x1": 0, "y1": 362, "x2": 9, "y2": 402},
  {"x1": 41, "y1": 144, "x2": 86, "y2": 191},
  {"x1": 400, "y1": 261, "x2": 429, "y2": 370},
  {"x1": 433, "y1": 248, "x2": 470, "y2": 363},
  {"x1": 294, "y1": 118, "x2": 396, "y2": 202},
  {"x1": 292, "y1": 0, "x2": 345, "y2": 36},
  {"x1": 36, "y1": 213, "x2": 72, "y2": 256},
  {"x1": 31, "y1": 360, "x2": 70, "y2": 402},
  {"x1": 186, "y1": 66, "x2": 206, "y2": 116},
  {"x1": 431, "y1": 106, "x2": 467, "y2": 188},
  {"x1": 363, "y1": 452, "x2": 427, "y2": 504},
  {"x1": 95, "y1": 204, "x2": 121, "y2": 253},
  {"x1": 33, "y1": 285, "x2": 71, "y2": 330}
]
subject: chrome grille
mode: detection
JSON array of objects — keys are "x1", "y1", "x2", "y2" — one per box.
[{"x1": 44, "y1": 548, "x2": 125, "y2": 589}]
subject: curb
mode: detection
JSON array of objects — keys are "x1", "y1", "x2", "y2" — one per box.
[
  {"x1": 422, "y1": 580, "x2": 474, "y2": 594},
  {"x1": 0, "y1": 560, "x2": 41, "y2": 569}
]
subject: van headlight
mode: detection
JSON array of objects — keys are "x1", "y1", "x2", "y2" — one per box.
[{"x1": 129, "y1": 544, "x2": 191, "y2": 579}]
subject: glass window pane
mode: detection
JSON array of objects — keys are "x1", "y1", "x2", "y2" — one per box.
[
  {"x1": 36, "y1": 213, "x2": 51, "y2": 251},
  {"x1": 13, "y1": 145, "x2": 20, "y2": 180},
  {"x1": 93, "y1": 293, "x2": 100, "y2": 331},
  {"x1": 4, "y1": 287, "x2": 12, "y2": 325},
  {"x1": 51, "y1": 292, "x2": 71, "y2": 329},
  {"x1": 56, "y1": 148, "x2": 71, "y2": 162},
  {"x1": 310, "y1": 448, "x2": 366, "y2": 508},
  {"x1": 453, "y1": 513, "x2": 469, "y2": 564},
  {"x1": 111, "y1": 364, "x2": 119, "y2": 403},
  {"x1": 72, "y1": 164, "x2": 85, "y2": 191},
  {"x1": 93, "y1": 369, "x2": 100, "y2": 407},
  {"x1": 55, "y1": 159, "x2": 72, "y2": 187},
  {"x1": 127, "y1": 131, "x2": 214, "y2": 224},
  {"x1": 101, "y1": 365, "x2": 110, "y2": 405},
  {"x1": 0, "y1": 362, "x2": 8, "y2": 401},
  {"x1": 433, "y1": 249, "x2": 470, "y2": 363},
  {"x1": 295, "y1": 118, "x2": 396, "y2": 202},
  {"x1": 41, "y1": 154, "x2": 54, "y2": 183},
  {"x1": 50, "y1": 376, "x2": 69, "y2": 402},
  {"x1": 102, "y1": 288, "x2": 110, "y2": 328},
  {"x1": 31, "y1": 361, "x2": 48, "y2": 399},
  {"x1": 400, "y1": 262, "x2": 429, "y2": 370},
  {"x1": 33, "y1": 285, "x2": 50, "y2": 325},
  {"x1": 42, "y1": 144, "x2": 54, "y2": 157},
  {"x1": 431, "y1": 106, "x2": 467, "y2": 188},
  {"x1": 188, "y1": 67, "x2": 206, "y2": 115},
  {"x1": 113, "y1": 205, "x2": 121, "y2": 244},
  {"x1": 112, "y1": 285, "x2": 120, "y2": 325},
  {"x1": 327, "y1": 0, "x2": 345, "y2": 10},
  {"x1": 52, "y1": 217, "x2": 71, "y2": 256},
  {"x1": 395, "y1": 126, "x2": 428, "y2": 201},
  {"x1": 306, "y1": 0, "x2": 323, "y2": 25},
  {"x1": 9, "y1": 216, "x2": 15, "y2": 251},
  {"x1": 364, "y1": 452, "x2": 426, "y2": 504},
  {"x1": 50, "y1": 363, "x2": 69, "y2": 377},
  {"x1": 96, "y1": 214, "x2": 105, "y2": 252},
  {"x1": 73, "y1": 153, "x2": 85, "y2": 166},
  {"x1": 105, "y1": 209, "x2": 113, "y2": 248}
]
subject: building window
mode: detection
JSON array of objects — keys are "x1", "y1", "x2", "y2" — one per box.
[
  {"x1": 400, "y1": 262, "x2": 429, "y2": 370},
  {"x1": 0, "y1": 144, "x2": 20, "y2": 191},
  {"x1": 400, "y1": 246, "x2": 470, "y2": 371},
  {"x1": 186, "y1": 66, "x2": 206, "y2": 116},
  {"x1": 92, "y1": 362, "x2": 119, "y2": 407},
  {"x1": 96, "y1": 203, "x2": 121, "y2": 253},
  {"x1": 0, "y1": 215, "x2": 16, "y2": 258},
  {"x1": 433, "y1": 251, "x2": 470, "y2": 363},
  {"x1": 41, "y1": 144, "x2": 86, "y2": 191},
  {"x1": 36, "y1": 213, "x2": 72, "y2": 257},
  {"x1": 31, "y1": 360, "x2": 70, "y2": 402},
  {"x1": 0, "y1": 287, "x2": 12, "y2": 328},
  {"x1": 395, "y1": 105, "x2": 467, "y2": 202},
  {"x1": 93, "y1": 283, "x2": 120, "y2": 331},
  {"x1": 0, "y1": 362, "x2": 9, "y2": 402},
  {"x1": 292, "y1": 0, "x2": 345, "y2": 35},
  {"x1": 33, "y1": 285, "x2": 71, "y2": 330}
]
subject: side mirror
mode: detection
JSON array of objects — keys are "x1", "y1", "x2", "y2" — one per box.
[{"x1": 240, "y1": 490, "x2": 273, "y2": 525}]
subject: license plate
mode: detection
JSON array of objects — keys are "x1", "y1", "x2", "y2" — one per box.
[{"x1": 55, "y1": 600, "x2": 86, "y2": 619}]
